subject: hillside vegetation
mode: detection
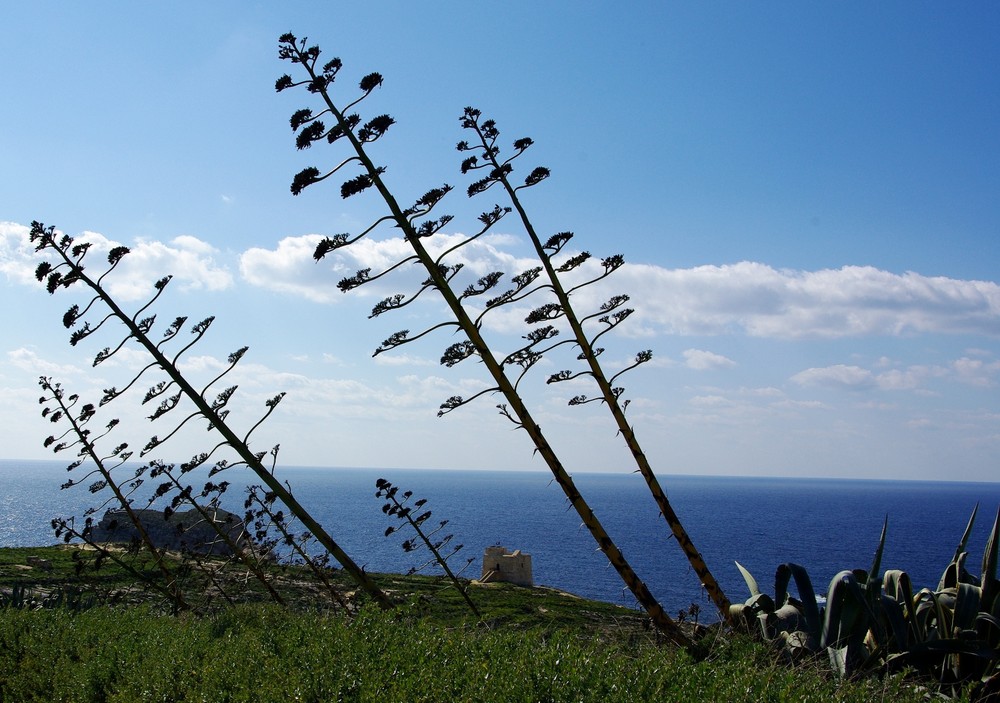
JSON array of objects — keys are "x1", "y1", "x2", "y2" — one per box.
[{"x1": 1, "y1": 546, "x2": 943, "y2": 703}]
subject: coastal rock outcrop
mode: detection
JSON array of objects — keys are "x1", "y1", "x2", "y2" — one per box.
[{"x1": 90, "y1": 506, "x2": 247, "y2": 556}]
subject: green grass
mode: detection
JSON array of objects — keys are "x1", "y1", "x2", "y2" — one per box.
[
  {"x1": 0, "y1": 547, "x2": 959, "y2": 702},
  {"x1": 0, "y1": 605, "x2": 941, "y2": 703}
]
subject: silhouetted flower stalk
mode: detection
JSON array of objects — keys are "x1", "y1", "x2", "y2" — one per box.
[
  {"x1": 458, "y1": 108, "x2": 730, "y2": 620},
  {"x1": 52, "y1": 515, "x2": 191, "y2": 607},
  {"x1": 244, "y1": 485, "x2": 351, "y2": 612},
  {"x1": 39, "y1": 376, "x2": 188, "y2": 611},
  {"x1": 47, "y1": 379, "x2": 285, "y2": 609},
  {"x1": 44, "y1": 376, "x2": 285, "y2": 608},
  {"x1": 29, "y1": 221, "x2": 392, "y2": 610},
  {"x1": 146, "y1": 459, "x2": 286, "y2": 606},
  {"x1": 278, "y1": 34, "x2": 690, "y2": 646},
  {"x1": 375, "y1": 478, "x2": 479, "y2": 618}
]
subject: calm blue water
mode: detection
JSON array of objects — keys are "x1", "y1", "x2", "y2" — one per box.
[{"x1": 2, "y1": 459, "x2": 998, "y2": 620}]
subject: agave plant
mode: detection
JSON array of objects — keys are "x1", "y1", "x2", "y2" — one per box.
[
  {"x1": 275, "y1": 31, "x2": 728, "y2": 646},
  {"x1": 376, "y1": 478, "x2": 479, "y2": 618},
  {"x1": 731, "y1": 506, "x2": 1000, "y2": 697},
  {"x1": 29, "y1": 221, "x2": 391, "y2": 610},
  {"x1": 890, "y1": 505, "x2": 1000, "y2": 696}
]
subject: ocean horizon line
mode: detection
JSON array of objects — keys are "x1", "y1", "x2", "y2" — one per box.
[{"x1": 3, "y1": 457, "x2": 998, "y2": 488}]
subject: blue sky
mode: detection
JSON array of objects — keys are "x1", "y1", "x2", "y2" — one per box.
[{"x1": 1, "y1": 3, "x2": 998, "y2": 481}]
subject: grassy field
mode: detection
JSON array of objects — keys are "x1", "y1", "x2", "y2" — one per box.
[{"x1": 0, "y1": 546, "x2": 959, "y2": 702}]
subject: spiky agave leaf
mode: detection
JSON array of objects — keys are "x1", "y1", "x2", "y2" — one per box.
[
  {"x1": 952, "y1": 581, "x2": 983, "y2": 634},
  {"x1": 774, "y1": 562, "x2": 821, "y2": 646},
  {"x1": 731, "y1": 561, "x2": 774, "y2": 630},
  {"x1": 954, "y1": 503, "x2": 980, "y2": 564},
  {"x1": 822, "y1": 570, "x2": 876, "y2": 677},
  {"x1": 940, "y1": 550, "x2": 978, "y2": 592},
  {"x1": 982, "y1": 506, "x2": 1000, "y2": 614},
  {"x1": 869, "y1": 515, "x2": 888, "y2": 582},
  {"x1": 881, "y1": 569, "x2": 917, "y2": 648},
  {"x1": 735, "y1": 562, "x2": 760, "y2": 597}
]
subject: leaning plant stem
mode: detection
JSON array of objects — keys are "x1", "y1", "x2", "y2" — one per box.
[
  {"x1": 45, "y1": 245, "x2": 392, "y2": 610},
  {"x1": 157, "y1": 469, "x2": 285, "y2": 605},
  {"x1": 383, "y1": 489, "x2": 480, "y2": 619},
  {"x1": 491, "y1": 161, "x2": 731, "y2": 619},
  {"x1": 245, "y1": 489, "x2": 351, "y2": 613},
  {"x1": 56, "y1": 524, "x2": 183, "y2": 606},
  {"x1": 45, "y1": 382, "x2": 187, "y2": 611},
  {"x1": 301, "y1": 58, "x2": 690, "y2": 647}
]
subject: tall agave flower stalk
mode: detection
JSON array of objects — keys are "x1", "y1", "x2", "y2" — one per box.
[
  {"x1": 277, "y1": 33, "x2": 693, "y2": 645},
  {"x1": 457, "y1": 108, "x2": 730, "y2": 619},
  {"x1": 376, "y1": 478, "x2": 479, "y2": 618},
  {"x1": 244, "y1": 485, "x2": 351, "y2": 612},
  {"x1": 40, "y1": 376, "x2": 189, "y2": 611},
  {"x1": 29, "y1": 222, "x2": 391, "y2": 610}
]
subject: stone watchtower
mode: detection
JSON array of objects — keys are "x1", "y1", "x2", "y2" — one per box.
[{"x1": 480, "y1": 545, "x2": 533, "y2": 587}]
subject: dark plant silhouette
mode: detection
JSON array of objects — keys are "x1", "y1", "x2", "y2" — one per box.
[
  {"x1": 40, "y1": 375, "x2": 189, "y2": 611},
  {"x1": 29, "y1": 221, "x2": 392, "y2": 610},
  {"x1": 244, "y1": 484, "x2": 351, "y2": 612},
  {"x1": 144, "y1": 458, "x2": 286, "y2": 606},
  {"x1": 277, "y1": 33, "x2": 695, "y2": 645},
  {"x1": 375, "y1": 478, "x2": 478, "y2": 617},
  {"x1": 458, "y1": 108, "x2": 730, "y2": 619}
]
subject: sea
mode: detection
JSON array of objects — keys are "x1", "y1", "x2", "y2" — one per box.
[{"x1": 2, "y1": 459, "x2": 998, "y2": 621}]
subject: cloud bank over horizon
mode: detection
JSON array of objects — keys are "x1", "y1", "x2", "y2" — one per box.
[{"x1": 3, "y1": 221, "x2": 999, "y2": 479}]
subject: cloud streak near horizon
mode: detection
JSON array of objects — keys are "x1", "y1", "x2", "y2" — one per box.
[
  {"x1": 238, "y1": 232, "x2": 1000, "y2": 340},
  {"x1": 5, "y1": 223, "x2": 999, "y2": 341}
]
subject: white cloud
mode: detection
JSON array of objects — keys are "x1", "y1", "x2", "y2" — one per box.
[
  {"x1": 17, "y1": 220, "x2": 996, "y2": 387},
  {"x1": 1, "y1": 222, "x2": 233, "y2": 301},
  {"x1": 227, "y1": 226, "x2": 1000, "y2": 339},
  {"x1": 238, "y1": 232, "x2": 537, "y2": 306},
  {"x1": 743, "y1": 386, "x2": 784, "y2": 398},
  {"x1": 791, "y1": 362, "x2": 950, "y2": 392},
  {"x1": 689, "y1": 394, "x2": 734, "y2": 407},
  {"x1": 110, "y1": 235, "x2": 233, "y2": 300},
  {"x1": 791, "y1": 364, "x2": 876, "y2": 390},
  {"x1": 239, "y1": 233, "x2": 432, "y2": 304},
  {"x1": 619, "y1": 262, "x2": 1000, "y2": 339},
  {"x1": 373, "y1": 353, "x2": 435, "y2": 367},
  {"x1": 952, "y1": 357, "x2": 1000, "y2": 388},
  {"x1": 177, "y1": 354, "x2": 228, "y2": 374},
  {"x1": 239, "y1": 234, "x2": 337, "y2": 303},
  {"x1": 0, "y1": 222, "x2": 40, "y2": 285},
  {"x1": 873, "y1": 368, "x2": 922, "y2": 390},
  {"x1": 772, "y1": 399, "x2": 827, "y2": 410},
  {"x1": 6, "y1": 348, "x2": 80, "y2": 376},
  {"x1": 683, "y1": 349, "x2": 736, "y2": 370},
  {"x1": 236, "y1": 232, "x2": 1000, "y2": 341}
]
